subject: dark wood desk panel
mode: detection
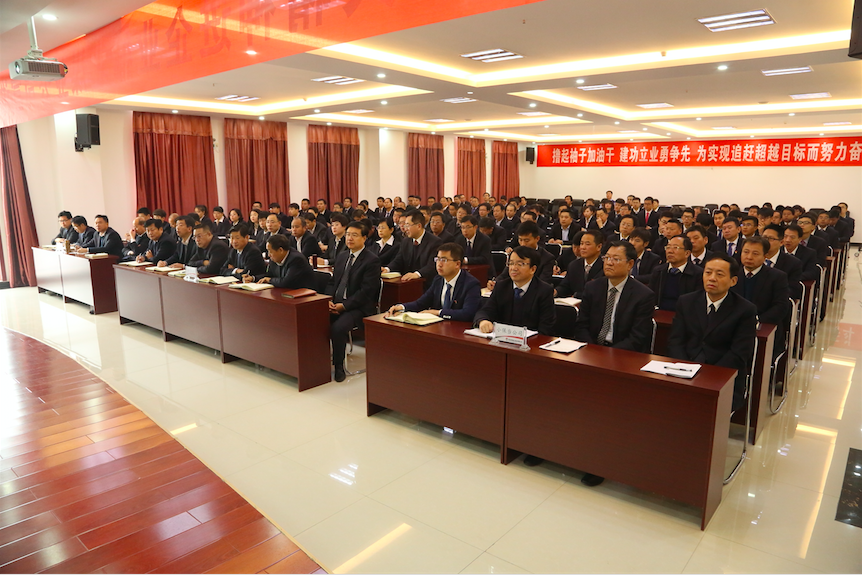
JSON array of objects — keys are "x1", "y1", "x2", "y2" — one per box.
[
  {"x1": 219, "y1": 288, "x2": 332, "y2": 390},
  {"x1": 364, "y1": 316, "x2": 507, "y2": 452},
  {"x1": 113, "y1": 266, "x2": 164, "y2": 331},
  {"x1": 61, "y1": 254, "x2": 119, "y2": 314},
  {"x1": 653, "y1": 310, "x2": 776, "y2": 445},
  {"x1": 379, "y1": 277, "x2": 425, "y2": 311},
  {"x1": 505, "y1": 343, "x2": 735, "y2": 530},
  {"x1": 160, "y1": 276, "x2": 222, "y2": 350},
  {"x1": 464, "y1": 264, "x2": 489, "y2": 286},
  {"x1": 32, "y1": 248, "x2": 64, "y2": 295}
]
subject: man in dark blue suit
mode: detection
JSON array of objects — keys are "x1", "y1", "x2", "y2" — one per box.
[
  {"x1": 711, "y1": 218, "x2": 743, "y2": 260},
  {"x1": 71, "y1": 216, "x2": 95, "y2": 248},
  {"x1": 75, "y1": 215, "x2": 124, "y2": 258},
  {"x1": 455, "y1": 216, "x2": 495, "y2": 277},
  {"x1": 649, "y1": 235, "x2": 704, "y2": 311},
  {"x1": 762, "y1": 224, "x2": 802, "y2": 300},
  {"x1": 386, "y1": 243, "x2": 481, "y2": 322},
  {"x1": 327, "y1": 222, "x2": 382, "y2": 382},
  {"x1": 288, "y1": 216, "x2": 323, "y2": 259},
  {"x1": 224, "y1": 224, "x2": 266, "y2": 279},
  {"x1": 385, "y1": 209, "x2": 444, "y2": 288},
  {"x1": 188, "y1": 223, "x2": 230, "y2": 274},
  {"x1": 244, "y1": 234, "x2": 314, "y2": 289},
  {"x1": 137, "y1": 219, "x2": 176, "y2": 264},
  {"x1": 781, "y1": 224, "x2": 819, "y2": 283}
]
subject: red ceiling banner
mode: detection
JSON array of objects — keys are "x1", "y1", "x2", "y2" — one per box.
[
  {"x1": 537, "y1": 137, "x2": 862, "y2": 167},
  {"x1": 0, "y1": 0, "x2": 545, "y2": 127}
]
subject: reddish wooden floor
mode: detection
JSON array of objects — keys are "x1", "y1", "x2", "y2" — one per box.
[{"x1": 0, "y1": 329, "x2": 326, "y2": 574}]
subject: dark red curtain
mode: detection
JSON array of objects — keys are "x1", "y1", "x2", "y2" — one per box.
[
  {"x1": 225, "y1": 118, "x2": 290, "y2": 212},
  {"x1": 407, "y1": 133, "x2": 444, "y2": 202},
  {"x1": 133, "y1": 112, "x2": 218, "y2": 215},
  {"x1": 492, "y1": 140, "x2": 520, "y2": 199},
  {"x1": 0, "y1": 125, "x2": 38, "y2": 287},
  {"x1": 307, "y1": 125, "x2": 359, "y2": 207},
  {"x1": 456, "y1": 137, "x2": 486, "y2": 198}
]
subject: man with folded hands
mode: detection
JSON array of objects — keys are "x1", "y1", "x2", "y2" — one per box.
[{"x1": 243, "y1": 234, "x2": 314, "y2": 290}]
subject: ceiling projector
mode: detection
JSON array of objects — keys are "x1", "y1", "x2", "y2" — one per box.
[{"x1": 9, "y1": 58, "x2": 67, "y2": 81}]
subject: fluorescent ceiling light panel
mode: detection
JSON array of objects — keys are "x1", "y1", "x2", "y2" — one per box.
[
  {"x1": 537, "y1": 134, "x2": 559, "y2": 136},
  {"x1": 461, "y1": 49, "x2": 524, "y2": 62},
  {"x1": 712, "y1": 126, "x2": 736, "y2": 130},
  {"x1": 517, "y1": 111, "x2": 552, "y2": 116},
  {"x1": 313, "y1": 75, "x2": 365, "y2": 85},
  {"x1": 441, "y1": 97, "x2": 477, "y2": 103},
  {"x1": 618, "y1": 130, "x2": 640, "y2": 133},
  {"x1": 577, "y1": 83, "x2": 617, "y2": 91},
  {"x1": 761, "y1": 66, "x2": 812, "y2": 76},
  {"x1": 698, "y1": 9, "x2": 775, "y2": 32},
  {"x1": 216, "y1": 95, "x2": 259, "y2": 102},
  {"x1": 425, "y1": 118, "x2": 455, "y2": 123},
  {"x1": 342, "y1": 109, "x2": 374, "y2": 113},
  {"x1": 790, "y1": 92, "x2": 831, "y2": 99},
  {"x1": 823, "y1": 121, "x2": 851, "y2": 125},
  {"x1": 636, "y1": 103, "x2": 674, "y2": 109}
]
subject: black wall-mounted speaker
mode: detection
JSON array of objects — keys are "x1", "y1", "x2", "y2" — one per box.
[
  {"x1": 526, "y1": 146, "x2": 535, "y2": 164},
  {"x1": 851, "y1": 0, "x2": 862, "y2": 59},
  {"x1": 75, "y1": 114, "x2": 100, "y2": 147}
]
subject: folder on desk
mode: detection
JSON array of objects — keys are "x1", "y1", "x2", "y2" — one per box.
[
  {"x1": 538, "y1": 338, "x2": 587, "y2": 353},
  {"x1": 228, "y1": 282, "x2": 274, "y2": 291},
  {"x1": 641, "y1": 360, "x2": 702, "y2": 379},
  {"x1": 381, "y1": 272, "x2": 402, "y2": 279},
  {"x1": 118, "y1": 261, "x2": 152, "y2": 267},
  {"x1": 145, "y1": 266, "x2": 176, "y2": 272},
  {"x1": 85, "y1": 253, "x2": 110, "y2": 259},
  {"x1": 385, "y1": 312, "x2": 444, "y2": 326},
  {"x1": 554, "y1": 297, "x2": 581, "y2": 307},
  {"x1": 197, "y1": 276, "x2": 239, "y2": 285},
  {"x1": 167, "y1": 270, "x2": 187, "y2": 277},
  {"x1": 464, "y1": 328, "x2": 538, "y2": 340},
  {"x1": 281, "y1": 288, "x2": 317, "y2": 299}
]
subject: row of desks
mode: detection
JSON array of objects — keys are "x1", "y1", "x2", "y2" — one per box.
[
  {"x1": 363, "y1": 315, "x2": 738, "y2": 530},
  {"x1": 113, "y1": 265, "x2": 333, "y2": 390},
  {"x1": 32, "y1": 248, "x2": 119, "y2": 314}
]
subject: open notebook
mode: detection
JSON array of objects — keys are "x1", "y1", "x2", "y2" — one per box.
[
  {"x1": 228, "y1": 282, "x2": 274, "y2": 291},
  {"x1": 384, "y1": 312, "x2": 444, "y2": 326}
]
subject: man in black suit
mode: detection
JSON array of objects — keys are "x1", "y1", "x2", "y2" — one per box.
[
  {"x1": 160, "y1": 216, "x2": 197, "y2": 268},
  {"x1": 53, "y1": 211, "x2": 79, "y2": 245},
  {"x1": 428, "y1": 211, "x2": 456, "y2": 243},
  {"x1": 369, "y1": 218, "x2": 401, "y2": 267},
  {"x1": 548, "y1": 208, "x2": 581, "y2": 244},
  {"x1": 711, "y1": 218, "x2": 743, "y2": 259},
  {"x1": 479, "y1": 217, "x2": 508, "y2": 251},
  {"x1": 685, "y1": 225, "x2": 715, "y2": 267},
  {"x1": 211, "y1": 207, "x2": 232, "y2": 238},
  {"x1": 795, "y1": 213, "x2": 829, "y2": 267},
  {"x1": 70, "y1": 216, "x2": 95, "y2": 248},
  {"x1": 455, "y1": 216, "x2": 494, "y2": 276},
  {"x1": 814, "y1": 210, "x2": 840, "y2": 250},
  {"x1": 838, "y1": 202, "x2": 855, "y2": 238},
  {"x1": 782, "y1": 224, "x2": 819, "y2": 283},
  {"x1": 384, "y1": 209, "x2": 443, "y2": 286},
  {"x1": 224, "y1": 224, "x2": 266, "y2": 279},
  {"x1": 594, "y1": 207, "x2": 617, "y2": 239},
  {"x1": 650, "y1": 235, "x2": 704, "y2": 311},
  {"x1": 137, "y1": 219, "x2": 176, "y2": 264},
  {"x1": 316, "y1": 199, "x2": 332, "y2": 225},
  {"x1": 194, "y1": 205, "x2": 213, "y2": 229},
  {"x1": 491, "y1": 222, "x2": 555, "y2": 287},
  {"x1": 641, "y1": 197, "x2": 659, "y2": 229},
  {"x1": 667, "y1": 254, "x2": 757, "y2": 412},
  {"x1": 555, "y1": 230, "x2": 604, "y2": 299},
  {"x1": 733, "y1": 237, "x2": 790, "y2": 359},
  {"x1": 762, "y1": 224, "x2": 803, "y2": 300},
  {"x1": 305, "y1": 211, "x2": 331, "y2": 245},
  {"x1": 387, "y1": 242, "x2": 481, "y2": 322},
  {"x1": 828, "y1": 207, "x2": 852, "y2": 244},
  {"x1": 261, "y1": 213, "x2": 288, "y2": 249},
  {"x1": 120, "y1": 218, "x2": 149, "y2": 261},
  {"x1": 288, "y1": 216, "x2": 323, "y2": 259},
  {"x1": 608, "y1": 214, "x2": 636, "y2": 244},
  {"x1": 268, "y1": 202, "x2": 291, "y2": 228},
  {"x1": 630, "y1": 227, "x2": 661, "y2": 284},
  {"x1": 188, "y1": 223, "x2": 230, "y2": 274},
  {"x1": 327, "y1": 222, "x2": 382, "y2": 381},
  {"x1": 474, "y1": 246, "x2": 556, "y2": 335},
  {"x1": 244, "y1": 234, "x2": 314, "y2": 290},
  {"x1": 651, "y1": 218, "x2": 682, "y2": 262},
  {"x1": 76, "y1": 215, "x2": 124, "y2": 258}
]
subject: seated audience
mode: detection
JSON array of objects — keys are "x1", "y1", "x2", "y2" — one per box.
[
  {"x1": 188, "y1": 223, "x2": 229, "y2": 274},
  {"x1": 555, "y1": 230, "x2": 604, "y2": 299},
  {"x1": 160, "y1": 215, "x2": 197, "y2": 268},
  {"x1": 54, "y1": 211, "x2": 78, "y2": 244},
  {"x1": 223, "y1": 224, "x2": 266, "y2": 278},
  {"x1": 649, "y1": 235, "x2": 704, "y2": 311},
  {"x1": 76, "y1": 215, "x2": 123, "y2": 258},
  {"x1": 244, "y1": 233, "x2": 314, "y2": 290},
  {"x1": 137, "y1": 219, "x2": 176, "y2": 263}
]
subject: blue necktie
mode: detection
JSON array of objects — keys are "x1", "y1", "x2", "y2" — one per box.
[
  {"x1": 443, "y1": 283, "x2": 452, "y2": 309},
  {"x1": 764, "y1": 260, "x2": 773, "y2": 267},
  {"x1": 514, "y1": 287, "x2": 523, "y2": 301},
  {"x1": 669, "y1": 267, "x2": 681, "y2": 275},
  {"x1": 727, "y1": 241, "x2": 734, "y2": 256}
]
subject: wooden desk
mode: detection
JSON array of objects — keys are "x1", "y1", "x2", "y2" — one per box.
[
  {"x1": 115, "y1": 266, "x2": 164, "y2": 331},
  {"x1": 365, "y1": 316, "x2": 508, "y2": 450},
  {"x1": 33, "y1": 248, "x2": 118, "y2": 314},
  {"x1": 653, "y1": 310, "x2": 776, "y2": 445},
  {"x1": 505, "y1": 339, "x2": 735, "y2": 530},
  {"x1": 463, "y1": 264, "x2": 489, "y2": 286},
  {"x1": 160, "y1": 274, "x2": 223, "y2": 350},
  {"x1": 379, "y1": 276, "x2": 425, "y2": 311}
]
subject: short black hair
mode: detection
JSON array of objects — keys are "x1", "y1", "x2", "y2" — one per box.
[
  {"x1": 478, "y1": 216, "x2": 495, "y2": 229},
  {"x1": 269, "y1": 202, "x2": 281, "y2": 209},
  {"x1": 72, "y1": 216, "x2": 87, "y2": 226},
  {"x1": 438, "y1": 242, "x2": 464, "y2": 262},
  {"x1": 784, "y1": 224, "x2": 803, "y2": 238},
  {"x1": 742, "y1": 236, "x2": 770, "y2": 253},
  {"x1": 230, "y1": 224, "x2": 250, "y2": 237},
  {"x1": 292, "y1": 216, "x2": 307, "y2": 228},
  {"x1": 136, "y1": 207, "x2": 151, "y2": 216},
  {"x1": 705, "y1": 252, "x2": 740, "y2": 276},
  {"x1": 629, "y1": 227, "x2": 651, "y2": 245},
  {"x1": 762, "y1": 224, "x2": 784, "y2": 237},
  {"x1": 213, "y1": 206, "x2": 225, "y2": 214},
  {"x1": 195, "y1": 205, "x2": 207, "y2": 213},
  {"x1": 347, "y1": 220, "x2": 368, "y2": 237},
  {"x1": 177, "y1": 215, "x2": 195, "y2": 229},
  {"x1": 330, "y1": 213, "x2": 350, "y2": 227},
  {"x1": 605, "y1": 239, "x2": 637, "y2": 261},
  {"x1": 58, "y1": 211, "x2": 72, "y2": 219},
  {"x1": 686, "y1": 224, "x2": 709, "y2": 239},
  {"x1": 317, "y1": 198, "x2": 328, "y2": 205},
  {"x1": 516, "y1": 221, "x2": 541, "y2": 238},
  {"x1": 723, "y1": 218, "x2": 740, "y2": 228},
  {"x1": 618, "y1": 214, "x2": 637, "y2": 227},
  {"x1": 145, "y1": 218, "x2": 163, "y2": 229},
  {"x1": 512, "y1": 246, "x2": 540, "y2": 268},
  {"x1": 460, "y1": 215, "x2": 478, "y2": 227},
  {"x1": 581, "y1": 229, "x2": 604, "y2": 245},
  {"x1": 741, "y1": 215, "x2": 759, "y2": 226},
  {"x1": 95, "y1": 214, "x2": 109, "y2": 223},
  {"x1": 266, "y1": 234, "x2": 290, "y2": 251},
  {"x1": 153, "y1": 209, "x2": 167, "y2": 218},
  {"x1": 404, "y1": 209, "x2": 426, "y2": 227},
  {"x1": 758, "y1": 207, "x2": 774, "y2": 218},
  {"x1": 194, "y1": 222, "x2": 212, "y2": 234},
  {"x1": 670, "y1": 234, "x2": 693, "y2": 252}
]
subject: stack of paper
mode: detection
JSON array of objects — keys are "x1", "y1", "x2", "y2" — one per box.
[
  {"x1": 641, "y1": 361, "x2": 702, "y2": 379},
  {"x1": 554, "y1": 297, "x2": 581, "y2": 307},
  {"x1": 228, "y1": 282, "x2": 274, "y2": 291},
  {"x1": 538, "y1": 338, "x2": 587, "y2": 353},
  {"x1": 197, "y1": 276, "x2": 239, "y2": 285},
  {"x1": 167, "y1": 270, "x2": 187, "y2": 277},
  {"x1": 480, "y1": 288, "x2": 492, "y2": 298},
  {"x1": 385, "y1": 312, "x2": 444, "y2": 326},
  {"x1": 84, "y1": 253, "x2": 110, "y2": 259},
  {"x1": 464, "y1": 328, "x2": 538, "y2": 340},
  {"x1": 119, "y1": 261, "x2": 152, "y2": 267},
  {"x1": 145, "y1": 266, "x2": 176, "y2": 272},
  {"x1": 381, "y1": 272, "x2": 402, "y2": 279}
]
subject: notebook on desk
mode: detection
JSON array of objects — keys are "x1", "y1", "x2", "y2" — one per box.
[
  {"x1": 281, "y1": 288, "x2": 317, "y2": 299},
  {"x1": 385, "y1": 312, "x2": 444, "y2": 326},
  {"x1": 228, "y1": 282, "x2": 274, "y2": 291}
]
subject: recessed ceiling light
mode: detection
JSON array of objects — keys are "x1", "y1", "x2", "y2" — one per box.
[
  {"x1": 696, "y1": 117, "x2": 702, "y2": 121},
  {"x1": 577, "y1": 83, "x2": 617, "y2": 91},
  {"x1": 246, "y1": 50, "x2": 257, "y2": 55},
  {"x1": 326, "y1": 122, "x2": 332, "y2": 125},
  {"x1": 637, "y1": 103, "x2": 674, "y2": 109},
  {"x1": 342, "y1": 109, "x2": 374, "y2": 114},
  {"x1": 687, "y1": 137, "x2": 691, "y2": 140},
  {"x1": 380, "y1": 101, "x2": 388, "y2": 105},
  {"x1": 717, "y1": 65, "x2": 728, "y2": 71},
  {"x1": 313, "y1": 75, "x2": 364, "y2": 85},
  {"x1": 630, "y1": 139, "x2": 634, "y2": 141},
  {"x1": 259, "y1": 116, "x2": 265, "y2": 120},
  {"x1": 762, "y1": 66, "x2": 812, "y2": 76},
  {"x1": 537, "y1": 134, "x2": 559, "y2": 137},
  {"x1": 441, "y1": 97, "x2": 476, "y2": 103},
  {"x1": 698, "y1": 9, "x2": 775, "y2": 33},
  {"x1": 460, "y1": 48, "x2": 524, "y2": 63},
  {"x1": 577, "y1": 113, "x2": 583, "y2": 117},
  {"x1": 578, "y1": 140, "x2": 582, "y2": 143},
  {"x1": 712, "y1": 126, "x2": 735, "y2": 130},
  {"x1": 823, "y1": 121, "x2": 851, "y2": 126},
  {"x1": 750, "y1": 134, "x2": 755, "y2": 137},
  {"x1": 576, "y1": 79, "x2": 585, "y2": 84},
  {"x1": 171, "y1": 110, "x2": 178, "y2": 114},
  {"x1": 544, "y1": 125, "x2": 550, "y2": 128},
  {"x1": 60, "y1": 101, "x2": 69, "y2": 104},
  {"x1": 790, "y1": 92, "x2": 831, "y2": 100},
  {"x1": 517, "y1": 111, "x2": 551, "y2": 116},
  {"x1": 614, "y1": 121, "x2": 620, "y2": 125},
  {"x1": 215, "y1": 95, "x2": 259, "y2": 102},
  {"x1": 42, "y1": 14, "x2": 57, "y2": 21},
  {"x1": 484, "y1": 128, "x2": 490, "y2": 131},
  {"x1": 431, "y1": 131, "x2": 436, "y2": 134},
  {"x1": 377, "y1": 73, "x2": 386, "y2": 78},
  {"x1": 426, "y1": 119, "x2": 454, "y2": 123},
  {"x1": 618, "y1": 130, "x2": 639, "y2": 133},
  {"x1": 529, "y1": 103, "x2": 537, "y2": 108},
  {"x1": 820, "y1": 133, "x2": 825, "y2": 136},
  {"x1": 666, "y1": 132, "x2": 671, "y2": 135},
  {"x1": 467, "y1": 91, "x2": 474, "y2": 95},
  {"x1": 788, "y1": 113, "x2": 795, "y2": 116},
  {"x1": 314, "y1": 109, "x2": 321, "y2": 113},
  {"x1": 470, "y1": 135, "x2": 474, "y2": 138},
  {"x1": 642, "y1": 128, "x2": 648, "y2": 131}
]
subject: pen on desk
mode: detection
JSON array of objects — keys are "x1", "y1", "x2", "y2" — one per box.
[
  {"x1": 670, "y1": 366, "x2": 693, "y2": 372},
  {"x1": 545, "y1": 338, "x2": 562, "y2": 348}
]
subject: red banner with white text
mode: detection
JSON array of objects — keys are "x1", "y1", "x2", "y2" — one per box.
[{"x1": 537, "y1": 137, "x2": 862, "y2": 167}]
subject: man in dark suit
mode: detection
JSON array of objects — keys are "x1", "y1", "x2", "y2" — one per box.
[
  {"x1": 384, "y1": 209, "x2": 443, "y2": 287},
  {"x1": 479, "y1": 217, "x2": 508, "y2": 251},
  {"x1": 369, "y1": 218, "x2": 401, "y2": 267},
  {"x1": 268, "y1": 203, "x2": 291, "y2": 228},
  {"x1": 782, "y1": 224, "x2": 819, "y2": 283},
  {"x1": 685, "y1": 225, "x2": 715, "y2": 267},
  {"x1": 651, "y1": 218, "x2": 682, "y2": 262},
  {"x1": 762, "y1": 224, "x2": 803, "y2": 300},
  {"x1": 327, "y1": 222, "x2": 382, "y2": 381},
  {"x1": 608, "y1": 214, "x2": 636, "y2": 243},
  {"x1": 641, "y1": 197, "x2": 659, "y2": 229},
  {"x1": 244, "y1": 234, "x2": 314, "y2": 290},
  {"x1": 838, "y1": 202, "x2": 854, "y2": 239},
  {"x1": 649, "y1": 235, "x2": 704, "y2": 311},
  {"x1": 224, "y1": 224, "x2": 266, "y2": 279},
  {"x1": 548, "y1": 208, "x2": 581, "y2": 244},
  {"x1": 75, "y1": 215, "x2": 124, "y2": 258},
  {"x1": 455, "y1": 216, "x2": 494, "y2": 276},
  {"x1": 795, "y1": 213, "x2": 829, "y2": 267},
  {"x1": 428, "y1": 211, "x2": 456, "y2": 243},
  {"x1": 667, "y1": 254, "x2": 757, "y2": 412},
  {"x1": 711, "y1": 218, "x2": 743, "y2": 259},
  {"x1": 733, "y1": 237, "x2": 790, "y2": 359},
  {"x1": 137, "y1": 219, "x2": 176, "y2": 263},
  {"x1": 120, "y1": 218, "x2": 149, "y2": 261},
  {"x1": 828, "y1": 207, "x2": 852, "y2": 244},
  {"x1": 630, "y1": 227, "x2": 661, "y2": 284},
  {"x1": 160, "y1": 216, "x2": 197, "y2": 268},
  {"x1": 813, "y1": 210, "x2": 840, "y2": 250},
  {"x1": 288, "y1": 216, "x2": 323, "y2": 259},
  {"x1": 70, "y1": 216, "x2": 95, "y2": 248},
  {"x1": 305, "y1": 211, "x2": 331, "y2": 245},
  {"x1": 261, "y1": 213, "x2": 288, "y2": 249},
  {"x1": 491, "y1": 222, "x2": 555, "y2": 287},
  {"x1": 594, "y1": 207, "x2": 617, "y2": 239},
  {"x1": 53, "y1": 211, "x2": 79, "y2": 245},
  {"x1": 387, "y1": 242, "x2": 481, "y2": 322},
  {"x1": 555, "y1": 230, "x2": 604, "y2": 299},
  {"x1": 188, "y1": 223, "x2": 230, "y2": 274},
  {"x1": 474, "y1": 246, "x2": 556, "y2": 335},
  {"x1": 211, "y1": 207, "x2": 232, "y2": 238},
  {"x1": 316, "y1": 199, "x2": 332, "y2": 225}
]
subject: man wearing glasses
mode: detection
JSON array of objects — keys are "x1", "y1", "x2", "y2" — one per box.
[
  {"x1": 385, "y1": 243, "x2": 481, "y2": 321},
  {"x1": 383, "y1": 209, "x2": 443, "y2": 287},
  {"x1": 648, "y1": 235, "x2": 704, "y2": 311}
]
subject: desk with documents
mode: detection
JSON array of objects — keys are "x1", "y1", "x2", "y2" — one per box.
[
  {"x1": 33, "y1": 247, "x2": 119, "y2": 314},
  {"x1": 113, "y1": 265, "x2": 332, "y2": 390},
  {"x1": 364, "y1": 314, "x2": 737, "y2": 529}
]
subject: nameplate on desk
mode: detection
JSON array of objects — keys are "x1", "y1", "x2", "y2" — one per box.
[{"x1": 183, "y1": 265, "x2": 199, "y2": 282}]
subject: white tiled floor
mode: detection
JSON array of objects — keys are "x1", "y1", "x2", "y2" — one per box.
[{"x1": 2, "y1": 256, "x2": 861, "y2": 573}]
